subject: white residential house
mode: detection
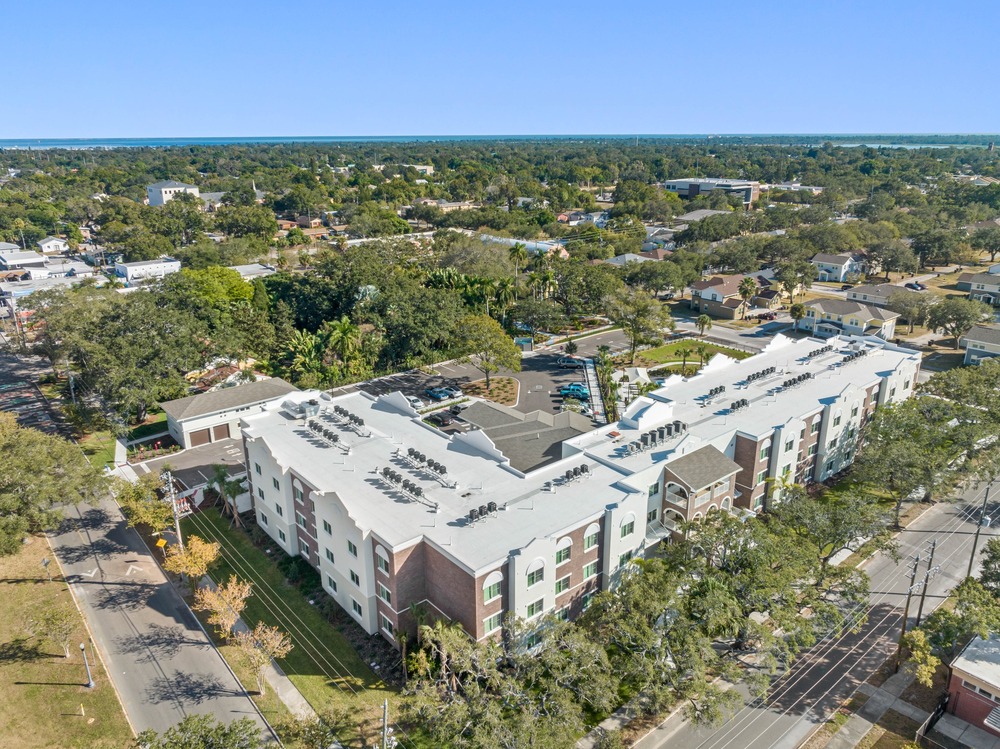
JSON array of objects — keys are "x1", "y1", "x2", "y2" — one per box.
[
  {"x1": 146, "y1": 180, "x2": 200, "y2": 207},
  {"x1": 810, "y1": 253, "x2": 864, "y2": 283},
  {"x1": 800, "y1": 299, "x2": 899, "y2": 340},
  {"x1": 114, "y1": 257, "x2": 181, "y2": 283},
  {"x1": 37, "y1": 236, "x2": 69, "y2": 255},
  {"x1": 0, "y1": 249, "x2": 47, "y2": 271},
  {"x1": 845, "y1": 283, "x2": 904, "y2": 309},
  {"x1": 961, "y1": 324, "x2": 1000, "y2": 365}
]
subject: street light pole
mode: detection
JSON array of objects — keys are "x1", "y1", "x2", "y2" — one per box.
[
  {"x1": 915, "y1": 540, "x2": 937, "y2": 627},
  {"x1": 80, "y1": 642, "x2": 94, "y2": 688},
  {"x1": 968, "y1": 482, "x2": 992, "y2": 579}
]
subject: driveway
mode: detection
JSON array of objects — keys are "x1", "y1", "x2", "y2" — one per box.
[
  {"x1": 135, "y1": 439, "x2": 245, "y2": 489},
  {"x1": 48, "y1": 498, "x2": 274, "y2": 739}
]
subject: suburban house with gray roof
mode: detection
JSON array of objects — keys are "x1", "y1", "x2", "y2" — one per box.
[
  {"x1": 810, "y1": 252, "x2": 865, "y2": 283},
  {"x1": 846, "y1": 283, "x2": 906, "y2": 308},
  {"x1": 161, "y1": 377, "x2": 298, "y2": 448},
  {"x1": 961, "y1": 324, "x2": 1000, "y2": 365},
  {"x1": 800, "y1": 299, "x2": 899, "y2": 340},
  {"x1": 957, "y1": 272, "x2": 1000, "y2": 305}
]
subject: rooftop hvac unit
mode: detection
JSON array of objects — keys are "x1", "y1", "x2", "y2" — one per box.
[
  {"x1": 438, "y1": 466, "x2": 447, "y2": 476},
  {"x1": 573, "y1": 466, "x2": 581, "y2": 479},
  {"x1": 479, "y1": 504, "x2": 488, "y2": 517},
  {"x1": 565, "y1": 469, "x2": 574, "y2": 481},
  {"x1": 666, "y1": 424, "x2": 674, "y2": 436},
  {"x1": 469, "y1": 508, "x2": 479, "y2": 523},
  {"x1": 330, "y1": 433, "x2": 339, "y2": 443},
  {"x1": 487, "y1": 500, "x2": 498, "y2": 512},
  {"x1": 407, "y1": 447, "x2": 415, "y2": 457},
  {"x1": 658, "y1": 426, "x2": 666, "y2": 440},
  {"x1": 641, "y1": 434, "x2": 650, "y2": 446},
  {"x1": 413, "y1": 486, "x2": 423, "y2": 498},
  {"x1": 382, "y1": 467, "x2": 391, "y2": 478},
  {"x1": 673, "y1": 420, "x2": 682, "y2": 432},
  {"x1": 580, "y1": 464, "x2": 589, "y2": 475}
]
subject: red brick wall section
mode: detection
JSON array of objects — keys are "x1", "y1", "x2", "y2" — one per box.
[
  {"x1": 424, "y1": 544, "x2": 477, "y2": 636},
  {"x1": 948, "y1": 673, "x2": 1000, "y2": 737},
  {"x1": 550, "y1": 523, "x2": 597, "y2": 619},
  {"x1": 289, "y1": 471, "x2": 318, "y2": 566},
  {"x1": 733, "y1": 435, "x2": 768, "y2": 510},
  {"x1": 377, "y1": 541, "x2": 426, "y2": 638},
  {"x1": 474, "y1": 566, "x2": 506, "y2": 641}
]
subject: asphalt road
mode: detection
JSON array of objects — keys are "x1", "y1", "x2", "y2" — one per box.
[
  {"x1": 638, "y1": 481, "x2": 1000, "y2": 749},
  {"x1": 48, "y1": 497, "x2": 274, "y2": 739}
]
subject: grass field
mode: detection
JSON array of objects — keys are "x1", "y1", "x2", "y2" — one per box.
[
  {"x1": 80, "y1": 430, "x2": 117, "y2": 469},
  {"x1": 632, "y1": 340, "x2": 753, "y2": 367},
  {"x1": 180, "y1": 509, "x2": 406, "y2": 748},
  {"x1": 127, "y1": 411, "x2": 167, "y2": 442},
  {"x1": 0, "y1": 536, "x2": 133, "y2": 749}
]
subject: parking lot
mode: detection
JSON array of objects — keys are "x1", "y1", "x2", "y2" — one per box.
[
  {"x1": 330, "y1": 350, "x2": 594, "y2": 416},
  {"x1": 135, "y1": 438, "x2": 245, "y2": 489}
]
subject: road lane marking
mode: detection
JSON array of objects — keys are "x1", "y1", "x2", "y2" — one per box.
[{"x1": 80, "y1": 568, "x2": 98, "y2": 578}]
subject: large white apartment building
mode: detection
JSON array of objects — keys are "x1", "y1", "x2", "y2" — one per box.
[
  {"x1": 240, "y1": 334, "x2": 920, "y2": 646},
  {"x1": 660, "y1": 178, "x2": 760, "y2": 206},
  {"x1": 146, "y1": 180, "x2": 200, "y2": 207}
]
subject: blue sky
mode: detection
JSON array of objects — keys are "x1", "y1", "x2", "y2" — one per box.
[{"x1": 3, "y1": 0, "x2": 997, "y2": 138}]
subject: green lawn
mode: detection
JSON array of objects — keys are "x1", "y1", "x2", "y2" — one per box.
[
  {"x1": 180, "y1": 509, "x2": 406, "y2": 748},
  {"x1": 637, "y1": 340, "x2": 753, "y2": 366},
  {"x1": 0, "y1": 536, "x2": 133, "y2": 749},
  {"x1": 127, "y1": 411, "x2": 167, "y2": 442},
  {"x1": 79, "y1": 430, "x2": 117, "y2": 469}
]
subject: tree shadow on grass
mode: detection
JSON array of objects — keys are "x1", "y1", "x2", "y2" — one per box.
[{"x1": 0, "y1": 637, "x2": 48, "y2": 663}]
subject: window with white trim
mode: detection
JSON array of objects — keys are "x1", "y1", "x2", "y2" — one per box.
[
  {"x1": 272, "y1": 477, "x2": 280, "y2": 490},
  {"x1": 555, "y1": 575, "x2": 570, "y2": 594},
  {"x1": 254, "y1": 463, "x2": 261, "y2": 475},
  {"x1": 322, "y1": 520, "x2": 332, "y2": 535},
  {"x1": 296, "y1": 512, "x2": 307, "y2": 528},
  {"x1": 555, "y1": 607, "x2": 569, "y2": 621},
  {"x1": 347, "y1": 540, "x2": 358, "y2": 557},
  {"x1": 380, "y1": 613, "x2": 394, "y2": 636},
  {"x1": 377, "y1": 582, "x2": 392, "y2": 604},
  {"x1": 278, "y1": 529, "x2": 286, "y2": 542},
  {"x1": 584, "y1": 562, "x2": 598, "y2": 579},
  {"x1": 351, "y1": 599, "x2": 362, "y2": 617},
  {"x1": 275, "y1": 503, "x2": 283, "y2": 516},
  {"x1": 484, "y1": 581, "x2": 501, "y2": 602},
  {"x1": 527, "y1": 567, "x2": 544, "y2": 586},
  {"x1": 484, "y1": 613, "x2": 502, "y2": 634},
  {"x1": 259, "y1": 513, "x2": 268, "y2": 526},
  {"x1": 293, "y1": 487, "x2": 304, "y2": 503},
  {"x1": 327, "y1": 575, "x2": 337, "y2": 592},
  {"x1": 325, "y1": 548, "x2": 334, "y2": 563},
  {"x1": 526, "y1": 599, "x2": 544, "y2": 618},
  {"x1": 377, "y1": 554, "x2": 390, "y2": 574},
  {"x1": 585, "y1": 531, "x2": 599, "y2": 550},
  {"x1": 257, "y1": 487, "x2": 264, "y2": 500},
  {"x1": 350, "y1": 570, "x2": 360, "y2": 586},
  {"x1": 620, "y1": 521, "x2": 635, "y2": 538}
]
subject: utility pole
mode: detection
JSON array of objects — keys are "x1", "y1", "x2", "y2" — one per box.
[
  {"x1": 915, "y1": 540, "x2": 937, "y2": 627},
  {"x1": 894, "y1": 554, "x2": 921, "y2": 673},
  {"x1": 382, "y1": 698, "x2": 388, "y2": 749},
  {"x1": 162, "y1": 470, "x2": 184, "y2": 551},
  {"x1": 968, "y1": 482, "x2": 993, "y2": 579},
  {"x1": 80, "y1": 642, "x2": 94, "y2": 688}
]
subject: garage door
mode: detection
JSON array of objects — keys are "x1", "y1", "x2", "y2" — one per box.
[
  {"x1": 189, "y1": 428, "x2": 211, "y2": 447},
  {"x1": 213, "y1": 424, "x2": 231, "y2": 441}
]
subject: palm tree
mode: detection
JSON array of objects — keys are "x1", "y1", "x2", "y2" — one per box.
[
  {"x1": 677, "y1": 345, "x2": 694, "y2": 374},
  {"x1": 540, "y1": 269, "x2": 557, "y2": 300},
  {"x1": 527, "y1": 271, "x2": 543, "y2": 300},
  {"x1": 694, "y1": 343, "x2": 710, "y2": 367},
  {"x1": 509, "y1": 243, "x2": 528, "y2": 290},
  {"x1": 738, "y1": 277, "x2": 758, "y2": 319},
  {"x1": 285, "y1": 330, "x2": 324, "y2": 380},
  {"x1": 789, "y1": 303, "x2": 806, "y2": 331},
  {"x1": 494, "y1": 277, "x2": 516, "y2": 322},
  {"x1": 323, "y1": 315, "x2": 362, "y2": 371},
  {"x1": 696, "y1": 314, "x2": 713, "y2": 337},
  {"x1": 211, "y1": 464, "x2": 247, "y2": 528}
]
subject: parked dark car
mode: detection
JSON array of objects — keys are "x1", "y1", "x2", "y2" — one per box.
[
  {"x1": 429, "y1": 411, "x2": 454, "y2": 426},
  {"x1": 841, "y1": 284, "x2": 853, "y2": 291}
]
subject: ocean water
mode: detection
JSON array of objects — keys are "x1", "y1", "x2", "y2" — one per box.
[{"x1": 0, "y1": 135, "x2": 991, "y2": 150}]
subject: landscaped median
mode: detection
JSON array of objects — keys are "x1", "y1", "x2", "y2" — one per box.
[
  {"x1": 0, "y1": 536, "x2": 133, "y2": 749},
  {"x1": 178, "y1": 508, "x2": 411, "y2": 748}
]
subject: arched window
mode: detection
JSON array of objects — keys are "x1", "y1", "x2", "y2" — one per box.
[
  {"x1": 483, "y1": 570, "x2": 503, "y2": 603},
  {"x1": 619, "y1": 512, "x2": 636, "y2": 539},
  {"x1": 526, "y1": 558, "x2": 545, "y2": 587},
  {"x1": 555, "y1": 536, "x2": 572, "y2": 565},
  {"x1": 584, "y1": 523, "x2": 600, "y2": 550},
  {"x1": 721, "y1": 497, "x2": 731, "y2": 511},
  {"x1": 375, "y1": 545, "x2": 390, "y2": 576}
]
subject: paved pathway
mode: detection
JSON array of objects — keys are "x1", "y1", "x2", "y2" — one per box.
[{"x1": 47, "y1": 497, "x2": 276, "y2": 740}]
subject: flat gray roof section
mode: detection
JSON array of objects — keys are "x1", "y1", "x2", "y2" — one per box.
[
  {"x1": 459, "y1": 401, "x2": 592, "y2": 472},
  {"x1": 161, "y1": 378, "x2": 298, "y2": 422}
]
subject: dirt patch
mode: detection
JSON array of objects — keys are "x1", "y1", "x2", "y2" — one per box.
[
  {"x1": 900, "y1": 664, "x2": 948, "y2": 712},
  {"x1": 857, "y1": 709, "x2": 921, "y2": 749},
  {"x1": 462, "y1": 377, "x2": 519, "y2": 406}
]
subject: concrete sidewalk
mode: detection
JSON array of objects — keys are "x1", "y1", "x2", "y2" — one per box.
[
  {"x1": 825, "y1": 671, "x2": 928, "y2": 749},
  {"x1": 198, "y1": 576, "x2": 316, "y2": 720}
]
